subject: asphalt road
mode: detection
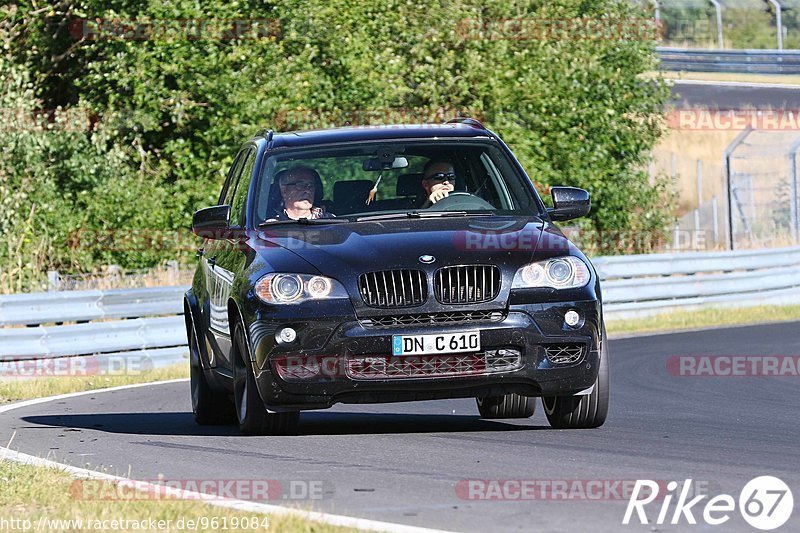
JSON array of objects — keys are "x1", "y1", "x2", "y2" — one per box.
[
  {"x1": 2, "y1": 322, "x2": 799, "y2": 532},
  {"x1": 671, "y1": 81, "x2": 800, "y2": 109}
]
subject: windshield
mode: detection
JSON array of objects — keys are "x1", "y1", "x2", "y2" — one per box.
[{"x1": 254, "y1": 140, "x2": 543, "y2": 224}]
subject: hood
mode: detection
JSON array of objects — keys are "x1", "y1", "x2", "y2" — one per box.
[{"x1": 251, "y1": 216, "x2": 550, "y2": 275}]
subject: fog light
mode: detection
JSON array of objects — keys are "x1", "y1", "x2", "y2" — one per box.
[
  {"x1": 564, "y1": 310, "x2": 581, "y2": 327},
  {"x1": 276, "y1": 327, "x2": 297, "y2": 344}
]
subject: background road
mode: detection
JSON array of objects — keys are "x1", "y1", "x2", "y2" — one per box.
[
  {"x1": 671, "y1": 81, "x2": 800, "y2": 109},
  {"x1": 2, "y1": 323, "x2": 798, "y2": 532}
]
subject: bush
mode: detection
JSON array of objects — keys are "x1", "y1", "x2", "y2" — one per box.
[{"x1": 1, "y1": 0, "x2": 672, "y2": 292}]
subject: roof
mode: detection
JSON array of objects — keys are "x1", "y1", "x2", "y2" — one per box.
[{"x1": 259, "y1": 123, "x2": 494, "y2": 149}]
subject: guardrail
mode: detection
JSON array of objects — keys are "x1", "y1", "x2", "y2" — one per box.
[
  {"x1": 0, "y1": 286, "x2": 190, "y2": 375},
  {"x1": 657, "y1": 47, "x2": 800, "y2": 74},
  {"x1": 1, "y1": 245, "x2": 799, "y2": 368},
  {"x1": 597, "y1": 245, "x2": 800, "y2": 318}
]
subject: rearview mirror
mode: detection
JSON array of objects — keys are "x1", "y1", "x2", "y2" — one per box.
[
  {"x1": 192, "y1": 205, "x2": 231, "y2": 238},
  {"x1": 362, "y1": 156, "x2": 409, "y2": 171},
  {"x1": 547, "y1": 187, "x2": 590, "y2": 222}
]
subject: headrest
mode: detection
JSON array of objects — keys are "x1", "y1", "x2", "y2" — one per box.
[
  {"x1": 334, "y1": 180, "x2": 374, "y2": 203},
  {"x1": 396, "y1": 173, "x2": 424, "y2": 197}
]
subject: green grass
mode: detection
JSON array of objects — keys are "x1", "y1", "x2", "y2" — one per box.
[
  {"x1": 0, "y1": 363, "x2": 189, "y2": 404},
  {"x1": 647, "y1": 70, "x2": 800, "y2": 85},
  {"x1": 0, "y1": 460, "x2": 353, "y2": 533},
  {"x1": 0, "y1": 363, "x2": 353, "y2": 533},
  {"x1": 606, "y1": 304, "x2": 800, "y2": 336}
]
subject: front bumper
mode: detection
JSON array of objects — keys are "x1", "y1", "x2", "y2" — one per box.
[{"x1": 247, "y1": 300, "x2": 602, "y2": 410}]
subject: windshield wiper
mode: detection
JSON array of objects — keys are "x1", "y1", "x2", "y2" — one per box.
[
  {"x1": 258, "y1": 217, "x2": 349, "y2": 227},
  {"x1": 414, "y1": 210, "x2": 493, "y2": 218},
  {"x1": 357, "y1": 211, "x2": 494, "y2": 222}
]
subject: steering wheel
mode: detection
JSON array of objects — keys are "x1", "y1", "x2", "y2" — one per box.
[{"x1": 427, "y1": 192, "x2": 495, "y2": 211}]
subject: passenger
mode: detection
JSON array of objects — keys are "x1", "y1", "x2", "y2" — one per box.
[
  {"x1": 274, "y1": 166, "x2": 334, "y2": 220},
  {"x1": 419, "y1": 160, "x2": 456, "y2": 208}
]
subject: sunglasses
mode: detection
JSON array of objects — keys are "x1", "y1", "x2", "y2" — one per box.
[
  {"x1": 425, "y1": 172, "x2": 456, "y2": 183},
  {"x1": 281, "y1": 181, "x2": 315, "y2": 190}
]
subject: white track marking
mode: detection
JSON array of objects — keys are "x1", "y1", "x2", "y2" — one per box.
[
  {"x1": 672, "y1": 79, "x2": 800, "y2": 90},
  {"x1": 0, "y1": 380, "x2": 451, "y2": 533}
]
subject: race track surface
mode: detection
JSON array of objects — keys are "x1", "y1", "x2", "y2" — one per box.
[
  {"x1": 671, "y1": 81, "x2": 800, "y2": 109},
  {"x1": 2, "y1": 322, "x2": 798, "y2": 532}
]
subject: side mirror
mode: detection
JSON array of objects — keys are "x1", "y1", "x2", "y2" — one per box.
[
  {"x1": 547, "y1": 187, "x2": 590, "y2": 222},
  {"x1": 192, "y1": 205, "x2": 231, "y2": 238}
]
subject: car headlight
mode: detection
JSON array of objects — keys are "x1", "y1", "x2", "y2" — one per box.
[
  {"x1": 512, "y1": 256, "x2": 591, "y2": 289},
  {"x1": 255, "y1": 274, "x2": 348, "y2": 304}
]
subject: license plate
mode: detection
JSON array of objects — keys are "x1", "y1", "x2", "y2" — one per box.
[{"x1": 392, "y1": 331, "x2": 480, "y2": 356}]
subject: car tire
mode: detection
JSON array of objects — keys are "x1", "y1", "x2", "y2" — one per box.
[
  {"x1": 189, "y1": 319, "x2": 236, "y2": 425},
  {"x1": 542, "y1": 325, "x2": 610, "y2": 429},
  {"x1": 476, "y1": 393, "x2": 536, "y2": 419},
  {"x1": 232, "y1": 323, "x2": 299, "y2": 436}
]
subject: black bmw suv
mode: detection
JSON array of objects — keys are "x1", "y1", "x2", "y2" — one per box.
[{"x1": 185, "y1": 118, "x2": 609, "y2": 435}]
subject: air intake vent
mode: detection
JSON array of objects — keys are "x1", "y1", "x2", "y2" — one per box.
[
  {"x1": 360, "y1": 310, "x2": 506, "y2": 328},
  {"x1": 359, "y1": 269, "x2": 427, "y2": 308},
  {"x1": 435, "y1": 265, "x2": 500, "y2": 304},
  {"x1": 544, "y1": 344, "x2": 584, "y2": 364},
  {"x1": 346, "y1": 349, "x2": 522, "y2": 380}
]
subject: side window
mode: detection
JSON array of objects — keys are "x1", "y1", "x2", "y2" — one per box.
[
  {"x1": 230, "y1": 149, "x2": 256, "y2": 226},
  {"x1": 218, "y1": 150, "x2": 246, "y2": 205}
]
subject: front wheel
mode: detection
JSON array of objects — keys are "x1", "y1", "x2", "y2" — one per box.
[
  {"x1": 542, "y1": 326, "x2": 610, "y2": 429},
  {"x1": 189, "y1": 319, "x2": 236, "y2": 425},
  {"x1": 232, "y1": 323, "x2": 299, "y2": 436},
  {"x1": 476, "y1": 394, "x2": 536, "y2": 419}
]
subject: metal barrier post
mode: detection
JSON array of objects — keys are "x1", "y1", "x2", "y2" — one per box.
[
  {"x1": 723, "y1": 128, "x2": 752, "y2": 250},
  {"x1": 696, "y1": 159, "x2": 703, "y2": 206},
  {"x1": 712, "y1": 196, "x2": 719, "y2": 246},
  {"x1": 790, "y1": 138, "x2": 800, "y2": 243},
  {"x1": 709, "y1": 0, "x2": 724, "y2": 48},
  {"x1": 47, "y1": 271, "x2": 60, "y2": 292},
  {"x1": 768, "y1": 0, "x2": 783, "y2": 50},
  {"x1": 650, "y1": 0, "x2": 660, "y2": 23}
]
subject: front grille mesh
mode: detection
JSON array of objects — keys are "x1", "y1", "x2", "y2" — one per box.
[
  {"x1": 346, "y1": 349, "x2": 521, "y2": 380},
  {"x1": 544, "y1": 344, "x2": 584, "y2": 364},
  {"x1": 359, "y1": 269, "x2": 427, "y2": 308},
  {"x1": 359, "y1": 310, "x2": 506, "y2": 328},
  {"x1": 435, "y1": 265, "x2": 500, "y2": 304}
]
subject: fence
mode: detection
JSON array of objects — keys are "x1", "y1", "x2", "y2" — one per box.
[
  {"x1": 655, "y1": 128, "x2": 800, "y2": 251},
  {"x1": 2, "y1": 245, "x2": 800, "y2": 367},
  {"x1": 724, "y1": 129, "x2": 800, "y2": 249},
  {"x1": 647, "y1": 1, "x2": 788, "y2": 50}
]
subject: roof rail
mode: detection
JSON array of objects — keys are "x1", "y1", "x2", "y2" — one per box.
[
  {"x1": 445, "y1": 117, "x2": 485, "y2": 129},
  {"x1": 256, "y1": 129, "x2": 275, "y2": 142}
]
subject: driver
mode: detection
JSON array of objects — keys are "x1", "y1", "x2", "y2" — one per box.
[{"x1": 419, "y1": 160, "x2": 456, "y2": 208}]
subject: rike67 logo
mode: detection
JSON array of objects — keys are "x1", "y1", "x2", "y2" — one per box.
[{"x1": 623, "y1": 477, "x2": 794, "y2": 530}]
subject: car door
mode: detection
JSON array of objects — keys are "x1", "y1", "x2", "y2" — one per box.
[
  {"x1": 199, "y1": 148, "x2": 247, "y2": 368},
  {"x1": 206, "y1": 145, "x2": 257, "y2": 369}
]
